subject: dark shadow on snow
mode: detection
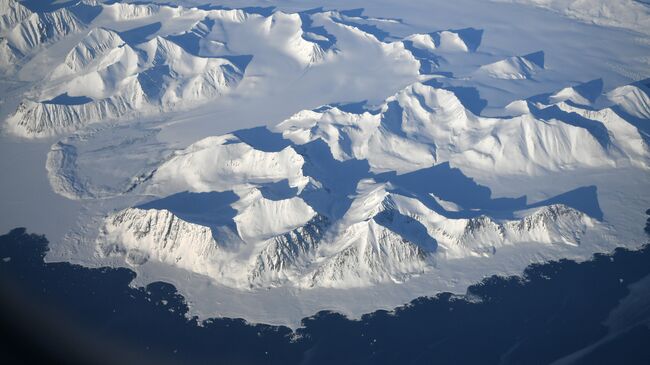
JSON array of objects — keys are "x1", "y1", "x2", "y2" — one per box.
[
  {"x1": 165, "y1": 18, "x2": 216, "y2": 56},
  {"x1": 296, "y1": 139, "x2": 372, "y2": 219},
  {"x1": 529, "y1": 78, "x2": 604, "y2": 107},
  {"x1": 259, "y1": 180, "x2": 300, "y2": 201},
  {"x1": 233, "y1": 127, "x2": 291, "y2": 153},
  {"x1": 330, "y1": 9, "x2": 391, "y2": 41},
  {"x1": 299, "y1": 9, "x2": 337, "y2": 51},
  {"x1": 119, "y1": 22, "x2": 162, "y2": 44},
  {"x1": 531, "y1": 104, "x2": 612, "y2": 149},
  {"x1": 425, "y1": 78, "x2": 487, "y2": 115},
  {"x1": 137, "y1": 191, "x2": 239, "y2": 231},
  {"x1": 219, "y1": 55, "x2": 253, "y2": 72},
  {"x1": 229, "y1": 118, "x2": 604, "y2": 223},
  {"x1": 523, "y1": 51, "x2": 545, "y2": 68},
  {"x1": 528, "y1": 185, "x2": 603, "y2": 221},
  {"x1": 376, "y1": 162, "x2": 525, "y2": 219},
  {"x1": 402, "y1": 40, "x2": 442, "y2": 74},
  {"x1": 375, "y1": 209, "x2": 438, "y2": 252},
  {"x1": 42, "y1": 93, "x2": 93, "y2": 106}
]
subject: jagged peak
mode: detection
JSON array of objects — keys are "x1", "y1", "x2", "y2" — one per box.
[
  {"x1": 305, "y1": 218, "x2": 428, "y2": 288},
  {"x1": 4, "y1": 5, "x2": 86, "y2": 56},
  {"x1": 51, "y1": 27, "x2": 126, "y2": 77},
  {"x1": 606, "y1": 83, "x2": 650, "y2": 120},
  {"x1": 140, "y1": 36, "x2": 238, "y2": 73},
  {"x1": 515, "y1": 204, "x2": 589, "y2": 228},
  {"x1": 100, "y1": 2, "x2": 165, "y2": 21},
  {"x1": 0, "y1": 0, "x2": 31, "y2": 33},
  {"x1": 6, "y1": 76, "x2": 147, "y2": 138},
  {"x1": 97, "y1": 207, "x2": 221, "y2": 272},
  {"x1": 248, "y1": 214, "x2": 329, "y2": 286}
]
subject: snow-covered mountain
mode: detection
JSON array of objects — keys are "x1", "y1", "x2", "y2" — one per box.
[
  {"x1": 1, "y1": 0, "x2": 648, "y2": 326},
  {"x1": 96, "y1": 172, "x2": 599, "y2": 289},
  {"x1": 277, "y1": 82, "x2": 647, "y2": 175},
  {"x1": 97, "y1": 207, "x2": 224, "y2": 274},
  {"x1": 146, "y1": 134, "x2": 309, "y2": 196},
  {"x1": 5, "y1": 27, "x2": 244, "y2": 137},
  {"x1": 1, "y1": 3, "x2": 349, "y2": 138},
  {"x1": 0, "y1": 3, "x2": 86, "y2": 64},
  {"x1": 0, "y1": 0, "x2": 30, "y2": 32},
  {"x1": 51, "y1": 27, "x2": 125, "y2": 77},
  {"x1": 87, "y1": 76, "x2": 644, "y2": 289}
]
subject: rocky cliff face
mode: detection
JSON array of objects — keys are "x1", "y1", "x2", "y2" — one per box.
[{"x1": 97, "y1": 208, "x2": 222, "y2": 278}]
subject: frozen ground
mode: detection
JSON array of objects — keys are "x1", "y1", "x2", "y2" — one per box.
[{"x1": 0, "y1": 0, "x2": 649, "y2": 327}]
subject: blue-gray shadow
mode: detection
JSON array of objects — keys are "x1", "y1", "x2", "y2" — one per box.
[
  {"x1": 523, "y1": 51, "x2": 545, "y2": 68},
  {"x1": 375, "y1": 209, "x2": 438, "y2": 252},
  {"x1": 165, "y1": 18, "x2": 215, "y2": 55},
  {"x1": 531, "y1": 104, "x2": 611, "y2": 149},
  {"x1": 299, "y1": 8, "x2": 337, "y2": 51},
  {"x1": 233, "y1": 127, "x2": 292, "y2": 152},
  {"x1": 230, "y1": 115, "x2": 603, "y2": 222},
  {"x1": 137, "y1": 64, "x2": 170, "y2": 101},
  {"x1": 528, "y1": 185, "x2": 603, "y2": 221},
  {"x1": 330, "y1": 8, "x2": 391, "y2": 41},
  {"x1": 259, "y1": 180, "x2": 299, "y2": 201},
  {"x1": 376, "y1": 163, "x2": 524, "y2": 219},
  {"x1": 137, "y1": 191, "x2": 239, "y2": 231},
  {"x1": 402, "y1": 40, "x2": 442, "y2": 74},
  {"x1": 297, "y1": 139, "x2": 373, "y2": 219},
  {"x1": 529, "y1": 78, "x2": 604, "y2": 107},
  {"x1": 119, "y1": 22, "x2": 162, "y2": 44},
  {"x1": 424, "y1": 78, "x2": 487, "y2": 115},
  {"x1": 376, "y1": 162, "x2": 603, "y2": 221},
  {"x1": 42, "y1": 93, "x2": 92, "y2": 105}
]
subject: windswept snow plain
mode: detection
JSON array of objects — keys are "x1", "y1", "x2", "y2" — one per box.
[{"x1": 0, "y1": 0, "x2": 649, "y2": 327}]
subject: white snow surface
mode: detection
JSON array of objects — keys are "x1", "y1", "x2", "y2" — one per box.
[
  {"x1": 494, "y1": 0, "x2": 650, "y2": 35},
  {"x1": 0, "y1": 0, "x2": 649, "y2": 328},
  {"x1": 147, "y1": 134, "x2": 309, "y2": 195}
]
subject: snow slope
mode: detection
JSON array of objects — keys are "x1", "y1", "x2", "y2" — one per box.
[{"x1": 146, "y1": 134, "x2": 309, "y2": 196}]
